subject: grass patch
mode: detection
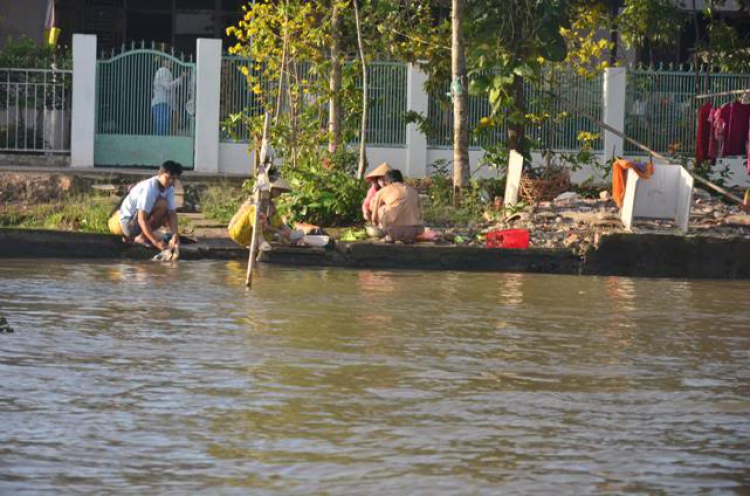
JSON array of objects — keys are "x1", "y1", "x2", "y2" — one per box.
[
  {"x1": 423, "y1": 204, "x2": 484, "y2": 226},
  {"x1": 200, "y1": 184, "x2": 245, "y2": 224},
  {"x1": 0, "y1": 196, "x2": 118, "y2": 233}
]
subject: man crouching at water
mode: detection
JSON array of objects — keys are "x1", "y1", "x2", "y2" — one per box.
[{"x1": 108, "y1": 160, "x2": 182, "y2": 250}]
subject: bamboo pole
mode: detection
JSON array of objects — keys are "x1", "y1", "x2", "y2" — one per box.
[
  {"x1": 695, "y1": 88, "x2": 750, "y2": 100},
  {"x1": 246, "y1": 112, "x2": 272, "y2": 287}
]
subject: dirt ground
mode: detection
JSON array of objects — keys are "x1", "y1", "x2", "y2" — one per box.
[{"x1": 0, "y1": 173, "x2": 92, "y2": 205}]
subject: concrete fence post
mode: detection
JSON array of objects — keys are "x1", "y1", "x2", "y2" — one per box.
[
  {"x1": 70, "y1": 34, "x2": 97, "y2": 169},
  {"x1": 405, "y1": 63, "x2": 428, "y2": 178},
  {"x1": 194, "y1": 38, "x2": 222, "y2": 174},
  {"x1": 602, "y1": 67, "x2": 627, "y2": 162}
]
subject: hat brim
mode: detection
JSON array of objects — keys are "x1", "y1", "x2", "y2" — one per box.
[{"x1": 365, "y1": 162, "x2": 393, "y2": 179}]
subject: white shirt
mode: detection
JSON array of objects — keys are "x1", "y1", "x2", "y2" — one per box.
[
  {"x1": 152, "y1": 67, "x2": 180, "y2": 108},
  {"x1": 120, "y1": 176, "x2": 176, "y2": 223}
]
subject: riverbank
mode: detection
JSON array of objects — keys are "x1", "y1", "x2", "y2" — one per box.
[
  {"x1": 3, "y1": 168, "x2": 750, "y2": 279},
  {"x1": 2, "y1": 227, "x2": 750, "y2": 279}
]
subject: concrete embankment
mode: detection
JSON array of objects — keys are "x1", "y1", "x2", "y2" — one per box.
[{"x1": 2, "y1": 228, "x2": 750, "y2": 279}]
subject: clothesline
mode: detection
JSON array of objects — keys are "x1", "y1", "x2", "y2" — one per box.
[
  {"x1": 695, "y1": 88, "x2": 750, "y2": 100},
  {"x1": 542, "y1": 89, "x2": 748, "y2": 209},
  {"x1": 695, "y1": 96, "x2": 750, "y2": 181}
]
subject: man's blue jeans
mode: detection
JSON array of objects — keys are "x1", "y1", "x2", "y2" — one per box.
[{"x1": 152, "y1": 103, "x2": 171, "y2": 135}]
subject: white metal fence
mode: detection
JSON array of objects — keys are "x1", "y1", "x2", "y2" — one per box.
[
  {"x1": 219, "y1": 57, "x2": 408, "y2": 147},
  {"x1": 625, "y1": 65, "x2": 750, "y2": 155},
  {"x1": 427, "y1": 70, "x2": 604, "y2": 151},
  {"x1": 0, "y1": 68, "x2": 73, "y2": 153}
]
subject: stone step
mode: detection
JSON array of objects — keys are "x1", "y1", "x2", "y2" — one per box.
[{"x1": 180, "y1": 213, "x2": 226, "y2": 228}]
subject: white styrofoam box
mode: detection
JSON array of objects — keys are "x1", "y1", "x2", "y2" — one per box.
[{"x1": 621, "y1": 163, "x2": 694, "y2": 233}]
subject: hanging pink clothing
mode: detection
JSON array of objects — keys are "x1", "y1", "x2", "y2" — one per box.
[
  {"x1": 696, "y1": 102, "x2": 712, "y2": 165},
  {"x1": 708, "y1": 108, "x2": 719, "y2": 164},
  {"x1": 723, "y1": 102, "x2": 750, "y2": 156},
  {"x1": 709, "y1": 104, "x2": 731, "y2": 164}
]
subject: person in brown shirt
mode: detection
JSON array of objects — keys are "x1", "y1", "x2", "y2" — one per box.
[{"x1": 370, "y1": 169, "x2": 424, "y2": 242}]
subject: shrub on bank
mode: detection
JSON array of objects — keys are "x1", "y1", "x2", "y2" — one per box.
[
  {"x1": 413, "y1": 176, "x2": 505, "y2": 227},
  {"x1": 276, "y1": 160, "x2": 367, "y2": 227}
]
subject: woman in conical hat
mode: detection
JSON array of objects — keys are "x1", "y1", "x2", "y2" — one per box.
[{"x1": 362, "y1": 162, "x2": 393, "y2": 222}]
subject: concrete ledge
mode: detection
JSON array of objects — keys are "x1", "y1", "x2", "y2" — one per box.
[
  {"x1": 0, "y1": 228, "x2": 580, "y2": 275},
  {"x1": 0, "y1": 154, "x2": 71, "y2": 168},
  {"x1": 584, "y1": 233, "x2": 750, "y2": 279},
  {"x1": 329, "y1": 243, "x2": 580, "y2": 274},
  {"x1": 3, "y1": 228, "x2": 750, "y2": 279},
  {"x1": 0, "y1": 228, "x2": 155, "y2": 259}
]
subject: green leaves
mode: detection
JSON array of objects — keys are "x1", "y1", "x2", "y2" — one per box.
[
  {"x1": 0, "y1": 36, "x2": 72, "y2": 70},
  {"x1": 617, "y1": 0, "x2": 687, "y2": 51},
  {"x1": 276, "y1": 157, "x2": 367, "y2": 226}
]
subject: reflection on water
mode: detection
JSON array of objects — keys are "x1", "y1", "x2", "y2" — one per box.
[{"x1": 1, "y1": 260, "x2": 750, "y2": 495}]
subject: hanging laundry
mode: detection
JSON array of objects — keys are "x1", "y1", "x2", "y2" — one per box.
[
  {"x1": 723, "y1": 102, "x2": 750, "y2": 156},
  {"x1": 696, "y1": 102, "x2": 712, "y2": 165},
  {"x1": 612, "y1": 159, "x2": 654, "y2": 209},
  {"x1": 708, "y1": 107, "x2": 719, "y2": 164},
  {"x1": 708, "y1": 103, "x2": 731, "y2": 165}
]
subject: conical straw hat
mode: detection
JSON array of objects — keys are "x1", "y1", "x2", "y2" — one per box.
[{"x1": 365, "y1": 162, "x2": 393, "y2": 179}]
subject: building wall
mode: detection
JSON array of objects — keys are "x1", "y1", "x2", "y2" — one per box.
[
  {"x1": 52, "y1": 0, "x2": 243, "y2": 56},
  {"x1": 0, "y1": 0, "x2": 49, "y2": 47}
]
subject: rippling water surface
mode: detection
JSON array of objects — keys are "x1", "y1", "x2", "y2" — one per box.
[{"x1": 1, "y1": 260, "x2": 750, "y2": 494}]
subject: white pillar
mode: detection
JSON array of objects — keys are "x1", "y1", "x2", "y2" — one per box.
[
  {"x1": 603, "y1": 67, "x2": 627, "y2": 162},
  {"x1": 405, "y1": 63, "x2": 428, "y2": 178},
  {"x1": 70, "y1": 34, "x2": 97, "y2": 168},
  {"x1": 194, "y1": 38, "x2": 222, "y2": 174}
]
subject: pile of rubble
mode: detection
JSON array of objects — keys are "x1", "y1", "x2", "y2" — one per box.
[
  {"x1": 686, "y1": 190, "x2": 750, "y2": 237},
  {"x1": 423, "y1": 189, "x2": 750, "y2": 254},
  {"x1": 477, "y1": 191, "x2": 626, "y2": 254}
]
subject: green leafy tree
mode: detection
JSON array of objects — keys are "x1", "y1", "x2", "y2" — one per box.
[
  {"x1": 617, "y1": 0, "x2": 687, "y2": 64},
  {"x1": 225, "y1": 0, "x2": 374, "y2": 224},
  {"x1": 465, "y1": 0, "x2": 569, "y2": 157}
]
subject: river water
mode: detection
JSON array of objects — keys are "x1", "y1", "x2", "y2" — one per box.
[{"x1": 1, "y1": 260, "x2": 749, "y2": 494}]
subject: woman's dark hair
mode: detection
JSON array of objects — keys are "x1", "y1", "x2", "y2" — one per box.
[
  {"x1": 385, "y1": 169, "x2": 404, "y2": 183},
  {"x1": 160, "y1": 160, "x2": 183, "y2": 177}
]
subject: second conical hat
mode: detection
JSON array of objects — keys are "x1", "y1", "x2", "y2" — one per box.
[{"x1": 365, "y1": 162, "x2": 393, "y2": 179}]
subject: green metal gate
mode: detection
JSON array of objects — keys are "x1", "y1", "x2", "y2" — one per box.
[{"x1": 95, "y1": 44, "x2": 195, "y2": 168}]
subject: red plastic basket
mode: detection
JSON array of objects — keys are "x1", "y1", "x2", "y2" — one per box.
[{"x1": 486, "y1": 229, "x2": 530, "y2": 249}]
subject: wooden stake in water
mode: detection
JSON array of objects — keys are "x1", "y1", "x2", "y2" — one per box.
[{"x1": 246, "y1": 112, "x2": 272, "y2": 288}]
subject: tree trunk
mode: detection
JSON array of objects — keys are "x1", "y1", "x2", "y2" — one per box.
[
  {"x1": 328, "y1": 1, "x2": 342, "y2": 156},
  {"x1": 705, "y1": 0, "x2": 713, "y2": 94},
  {"x1": 508, "y1": 75, "x2": 526, "y2": 155},
  {"x1": 507, "y1": 5, "x2": 525, "y2": 158},
  {"x1": 609, "y1": 0, "x2": 620, "y2": 65},
  {"x1": 451, "y1": 0, "x2": 470, "y2": 205},
  {"x1": 288, "y1": 59, "x2": 299, "y2": 169},
  {"x1": 353, "y1": 0, "x2": 369, "y2": 180},
  {"x1": 275, "y1": 2, "x2": 290, "y2": 125},
  {"x1": 692, "y1": 0, "x2": 700, "y2": 96}
]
